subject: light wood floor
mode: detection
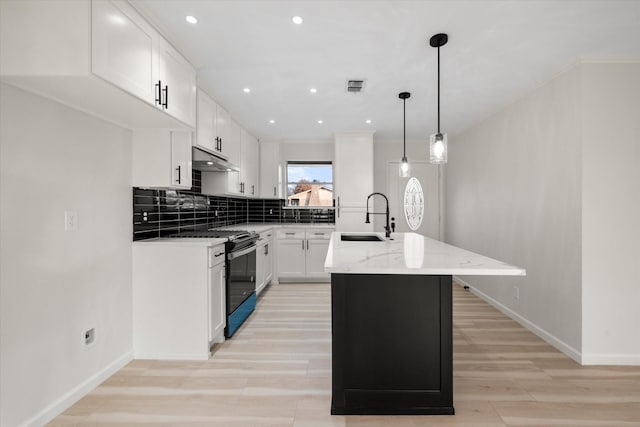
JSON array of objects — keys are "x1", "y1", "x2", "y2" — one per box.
[{"x1": 50, "y1": 283, "x2": 640, "y2": 426}]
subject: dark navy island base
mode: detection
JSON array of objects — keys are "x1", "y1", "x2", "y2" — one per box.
[{"x1": 330, "y1": 273, "x2": 454, "y2": 415}]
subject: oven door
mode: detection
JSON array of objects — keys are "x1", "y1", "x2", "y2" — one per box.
[{"x1": 226, "y1": 243, "x2": 257, "y2": 317}]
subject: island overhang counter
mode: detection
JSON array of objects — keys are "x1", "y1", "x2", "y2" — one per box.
[{"x1": 325, "y1": 232, "x2": 525, "y2": 416}]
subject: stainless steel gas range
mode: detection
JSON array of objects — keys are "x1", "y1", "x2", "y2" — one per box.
[{"x1": 169, "y1": 229, "x2": 259, "y2": 338}]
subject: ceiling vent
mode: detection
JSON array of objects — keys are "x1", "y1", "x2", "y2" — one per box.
[{"x1": 346, "y1": 79, "x2": 366, "y2": 93}]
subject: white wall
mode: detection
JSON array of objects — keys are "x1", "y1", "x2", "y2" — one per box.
[
  {"x1": 446, "y1": 65, "x2": 584, "y2": 357},
  {"x1": 373, "y1": 140, "x2": 442, "y2": 239},
  {"x1": 446, "y1": 62, "x2": 640, "y2": 364},
  {"x1": 0, "y1": 84, "x2": 133, "y2": 426},
  {"x1": 280, "y1": 140, "x2": 334, "y2": 164},
  {"x1": 581, "y1": 63, "x2": 640, "y2": 364}
]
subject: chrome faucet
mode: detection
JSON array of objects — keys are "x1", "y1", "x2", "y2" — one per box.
[{"x1": 365, "y1": 192, "x2": 391, "y2": 238}]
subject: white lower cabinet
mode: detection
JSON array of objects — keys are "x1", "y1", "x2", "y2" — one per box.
[
  {"x1": 276, "y1": 228, "x2": 333, "y2": 282},
  {"x1": 208, "y1": 246, "x2": 226, "y2": 346},
  {"x1": 256, "y1": 229, "x2": 274, "y2": 295},
  {"x1": 133, "y1": 242, "x2": 226, "y2": 360}
]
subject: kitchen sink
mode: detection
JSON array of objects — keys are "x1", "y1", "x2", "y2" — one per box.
[{"x1": 340, "y1": 234, "x2": 385, "y2": 242}]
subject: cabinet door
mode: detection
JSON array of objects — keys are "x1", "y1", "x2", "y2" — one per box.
[
  {"x1": 264, "y1": 241, "x2": 273, "y2": 284},
  {"x1": 158, "y1": 37, "x2": 196, "y2": 127},
  {"x1": 260, "y1": 141, "x2": 282, "y2": 198},
  {"x1": 240, "y1": 129, "x2": 259, "y2": 197},
  {"x1": 196, "y1": 89, "x2": 216, "y2": 152},
  {"x1": 306, "y1": 239, "x2": 330, "y2": 279},
  {"x1": 208, "y1": 261, "x2": 226, "y2": 344},
  {"x1": 171, "y1": 131, "x2": 192, "y2": 189},
  {"x1": 92, "y1": 0, "x2": 158, "y2": 104},
  {"x1": 256, "y1": 241, "x2": 266, "y2": 294},
  {"x1": 216, "y1": 105, "x2": 232, "y2": 159},
  {"x1": 225, "y1": 119, "x2": 243, "y2": 195},
  {"x1": 277, "y1": 240, "x2": 306, "y2": 279}
]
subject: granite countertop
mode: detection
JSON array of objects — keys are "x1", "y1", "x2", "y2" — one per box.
[{"x1": 324, "y1": 232, "x2": 526, "y2": 276}]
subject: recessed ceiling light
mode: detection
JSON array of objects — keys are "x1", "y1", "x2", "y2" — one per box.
[
  {"x1": 185, "y1": 15, "x2": 198, "y2": 24},
  {"x1": 269, "y1": 119, "x2": 276, "y2": 124},
  {"x1": 292, "y1": 16, "x2": 303, "y2": 25},
  {"x1": 206, "y1": 161, "x2": 213, "y2": 165},
  {"x1": 310, "y1": 88, "x2": 317, "y2": 93},
  {"x1": 243, "y1": 88, "x2": 251, "y2": 93},
  {"x1": 317, "y1": 120, "x2": 323, "y2": 124},
  {"x1": 366, "y1": 119, "x2": 372, "y2": 124}
]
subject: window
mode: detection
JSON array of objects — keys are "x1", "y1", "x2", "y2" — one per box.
[{"x1": 286, "y1": 161, "x2": 333, "y2": 207}]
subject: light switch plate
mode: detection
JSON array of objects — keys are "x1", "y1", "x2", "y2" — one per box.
[{"x1": 64, "y1": 211, "x2": 78, "y2": 231}]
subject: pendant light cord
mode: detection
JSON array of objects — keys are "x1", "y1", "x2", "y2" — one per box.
[
  {"x1": 437, "y1": 45, "x2": 440, "y2": 134},
  {"x1": 403, "y1": 98, "x2": 406, "y2": 157}
]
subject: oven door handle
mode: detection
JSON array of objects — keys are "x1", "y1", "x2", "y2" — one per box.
[{"x1": 227, "y1": 244, "x2": 257, "y2": 260}]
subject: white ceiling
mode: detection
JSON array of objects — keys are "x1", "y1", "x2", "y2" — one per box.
[{"x1": 131, "y1": 0, "x2": 640, "y2": 141}]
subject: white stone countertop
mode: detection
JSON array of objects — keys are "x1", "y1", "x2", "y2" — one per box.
[
  {"x1": 133, "y1": 224, "x2": 336, "y2": 245},
  {"x1": 133, "y1": 237, "x2": 227, "y2": 248},
  {"x1": 325, "y1": 232, "x2": 526, "y2": 276}
]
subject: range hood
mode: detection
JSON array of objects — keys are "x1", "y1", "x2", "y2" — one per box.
[{"x1": 192, "y1": 147, "x2": 239, "y2": 172}]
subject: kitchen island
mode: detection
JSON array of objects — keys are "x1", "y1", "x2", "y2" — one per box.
[{"x1": 325, "y1": 232, "x2": 525, "y2": 415}]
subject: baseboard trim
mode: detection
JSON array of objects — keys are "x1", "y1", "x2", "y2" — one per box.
[
  {"x1": 22, "y1": 350, "x2": 133, "y2": 427},
  {"x1": 580, "y1": 353, "x2": 640, "y2": 365},
  {"x1": 454, "y1": 277, "x2": 582, "y2": 364}
]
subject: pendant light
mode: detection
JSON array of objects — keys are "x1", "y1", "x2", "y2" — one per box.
[
  {"x1": 398, "y1": 91, "x2": 411, "y2": 177},
  {"x1": 429, "y1": 33, "x2": 448, "y2": 164}
]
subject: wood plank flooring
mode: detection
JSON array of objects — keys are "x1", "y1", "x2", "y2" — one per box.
[{"x1": 49, "y1": 283, "x2": 640, "y2": 426}]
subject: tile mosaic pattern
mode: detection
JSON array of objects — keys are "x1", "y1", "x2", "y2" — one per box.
[{"x1": 133, "y1": 172, "x2": 334, "y2": 240}]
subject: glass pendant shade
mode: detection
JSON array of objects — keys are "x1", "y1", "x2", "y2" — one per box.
[
  {"x1": 399, "y1": 156, "x2": 410, "y2": 177},
  {"x1": 398, "y1": 91, "x2": 411, "y2": 177},
  {"x1": 429, "y1": 133, "x2": 447, "y2": 164}
]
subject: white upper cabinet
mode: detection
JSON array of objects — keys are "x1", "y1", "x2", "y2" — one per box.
[
  {"x1": 260, "y1": 141, "x2": 283, "y2": 198},
  {"x1": 216, "y1": 104, "x2": 233, "y2": 160},
  {"x1": 225, "y1": 119, "x2": 243, "y2": 195},
  {"x1": 0, "y1": 0, "x2": 196, "y2": 129},
  {"x1": 197, "y1": 88, "x2": 238, "y2": 160},
  {"x1": 201, "y1": 123, "x2": 259, "y2": 198},
  {"x1": 241, "y1": 129, "x2": 260, "y2": 197},
  {"x1": 196, "y1": 89, "x2": 217, "y2": 152},
  {"x1": 91, "y1": 0, "x2": 158, "y2": 105},
  {"x1": 157, "y1": 37, "x2": 196, "y2": 127},
  {"x1": 132, "y1": 129, "x2": 192, "y2": 189}
]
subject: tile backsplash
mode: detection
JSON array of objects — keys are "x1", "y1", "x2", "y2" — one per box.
[{"x1": 133, "y1": 171, "x2": 334, "y2": 240}]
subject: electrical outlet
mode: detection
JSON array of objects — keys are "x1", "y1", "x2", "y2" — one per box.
[
  {"x1": 83, "y1": 327, "x2": 95, "y2": 348},
  {"x1": 142, "y1": 211, "x2": 148, "y2": 222},
  {"x1": 513, "y1": 286, "x2": 520, "y2": 300},
  {"x1": 64, "y1": 211, "x2": 78, "y2": 231}
]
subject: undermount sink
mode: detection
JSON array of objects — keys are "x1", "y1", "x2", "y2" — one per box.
[{"x1": 340, "y1": 234, "x2": 385, "y2": 242}]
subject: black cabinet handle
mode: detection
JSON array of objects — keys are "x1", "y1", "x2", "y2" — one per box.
[
  {"x1": 273, "y1": 186, "x2": 276, "y2": 196},
  {"x1": 252, "y1": 185, "x2": 255, "y2": 195},
  {"x1": 219, "y1": 137, "x2": 222, "y2": 152},
  {"x1": 176, "y1": 165, "x2": 181, "y2": 184},
  {"x1": 155, "y1": 80, "x2": 162, "y2": 105},
  {"x1": 162, "y1": 85, "x2": 168, "y2": 109}
]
